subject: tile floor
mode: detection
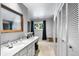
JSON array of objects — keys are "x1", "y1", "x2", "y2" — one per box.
[{"x1": 37, "y1": 40, "x2": 55, "y2": 56}]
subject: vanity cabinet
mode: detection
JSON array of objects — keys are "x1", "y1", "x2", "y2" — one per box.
[
  {"x1": 28, "y1": 43, "x2": 35, "y2": 56},
  {"x1": 14, "y1": 43, "x2": 35, "y2": 56},
  {"x1": 1, "y1": 36, "x2": 39, "y2": 56}
]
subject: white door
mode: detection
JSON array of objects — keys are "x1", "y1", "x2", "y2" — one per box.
[
  {"x1": 56, "y1": 4, "x2": 67, "y2": 56},
  {"x1": 60, "y1": 4, "x2": 67, "y2": 56},
  {"x1": 67, "y1": 3, "x2": 79, "y2": 56},
  {"x1": 54, "y1": 16, "x2": 57, "y2": 56},
  {"x1": 56, "y1": 10, "x2": 62, "y2": 56}
]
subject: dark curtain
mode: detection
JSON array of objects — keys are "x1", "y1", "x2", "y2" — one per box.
[
  {"x1": 42, "y1": 20, "x2": 47, "y2": 40},
  {"x1": 10, "y1": 22, "x2": 13, "y2": 30},
  {"x1": 27, "y1": 22, "x2": 30, "y2": 32},
  {"x1": 31, "y1": 21, "x2": 34, "y2": 35}
]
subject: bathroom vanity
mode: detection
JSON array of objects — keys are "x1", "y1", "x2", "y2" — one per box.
[
  {"x1": 0, "y1": 4, "x2": 39, "y2": 56},
  {"x1": 1, "y1": 36, "x2": 39, "y2": 56}
]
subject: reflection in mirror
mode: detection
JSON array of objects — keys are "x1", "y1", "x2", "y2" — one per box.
[
  {"x1": 0, "y1": 4, "x2": 23, "y2": 32},
  {"x1": 27, "y1": 21, "x2": 31, "y2": 32},
  {"x1": 3, "y1": 20, "x2": 13, "y2": 30}
]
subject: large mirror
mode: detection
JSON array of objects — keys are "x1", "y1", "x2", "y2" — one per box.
[{"x1": 0, "y1": 4, "x2": 23, "y2": 33}]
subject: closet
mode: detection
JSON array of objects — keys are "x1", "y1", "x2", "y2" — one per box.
[{"x1": 54, "y1": 3, "x2": 79, "y2": 56}]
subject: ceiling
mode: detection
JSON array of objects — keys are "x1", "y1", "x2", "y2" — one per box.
[{"x1": 23, "y1": 3, "x2": 60, "y2": 19}]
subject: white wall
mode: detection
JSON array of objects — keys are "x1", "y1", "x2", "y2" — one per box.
[
  {"x1": 18, "y1": 3, "x2": 29, "y2": 33},
  {"x1": 0, "y1": 3, "x2": 29, "y2": 44},
  {"x1": 46, "y1": 17, "x2": 53, "y2": 38}
]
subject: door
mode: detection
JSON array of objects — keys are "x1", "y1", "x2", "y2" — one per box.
[
  {"x1": 60, "y1": 4, "x2": 67, "y2": 56},
  {"x1": 56, "y1": 11, "x2": 62, "y2": 56},
  {"x1": 67, "y1": 3, "x2": 79, "y2": 56},
  {"x1": 56, "y1": 4, "x2": 67, "y2": 56},
  {"x1": 54, "y1": 16, "x2": 58, "y2": 55}
]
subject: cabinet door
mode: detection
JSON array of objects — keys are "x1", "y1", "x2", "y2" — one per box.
[
  {"x1": 27, "y1": 43, "x2": 35, "y2": 56},
  {"x1": 32, "y1": 44, "x2": 35, "y2": 56},
  {"x1": 19, "y1": 47, "x2": 28, "y2": 56},
  {"x1": 28, "y1": 47, "x2": 32, "y2": 56},
  {"x1": 27, "y1": 44, "x2": 33, "y2": 56}
]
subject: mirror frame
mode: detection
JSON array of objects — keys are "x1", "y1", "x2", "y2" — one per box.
[{"x1": 0, "y1": 4, "x2": 23, "y2": 33}]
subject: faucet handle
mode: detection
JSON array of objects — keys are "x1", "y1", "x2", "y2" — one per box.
[{"x1": 8, "y1": 41, "x2": 13, "y2": 48}]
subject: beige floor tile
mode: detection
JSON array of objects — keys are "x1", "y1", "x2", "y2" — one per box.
[{"x1": 38, "y1": 40, "x2": 55, "y2": 56}]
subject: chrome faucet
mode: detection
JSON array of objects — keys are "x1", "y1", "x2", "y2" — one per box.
[{"x1": 7, "y1": 40, "x2": 13, "y2": 48}]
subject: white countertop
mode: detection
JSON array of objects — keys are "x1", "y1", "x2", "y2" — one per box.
[{"x1": 1, "y1": 36, "x2": 39, "y2": 56}]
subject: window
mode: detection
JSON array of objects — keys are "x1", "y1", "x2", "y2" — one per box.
[{"x1": 34, "y1": 22, "x2": 43, "y2": 30}]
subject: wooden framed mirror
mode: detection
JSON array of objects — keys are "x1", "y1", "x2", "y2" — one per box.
[{"x1": 0, "y1": 4, "x2": 23, "y2": 33}]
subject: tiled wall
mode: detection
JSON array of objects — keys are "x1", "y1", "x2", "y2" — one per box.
[{"x1": 0, "y1": 32, "x2": 24, "y2": 44}]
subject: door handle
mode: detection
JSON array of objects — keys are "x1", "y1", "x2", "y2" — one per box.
[
  {"x1": 69, "y1": 45, "x2": 72, "y2": 49},
  {"x1": 69, "y1": 45, "x2": 73, "y2": 51},
  {"x1": 62, "y1": 40, "x2": 64, "y2": 42}
]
